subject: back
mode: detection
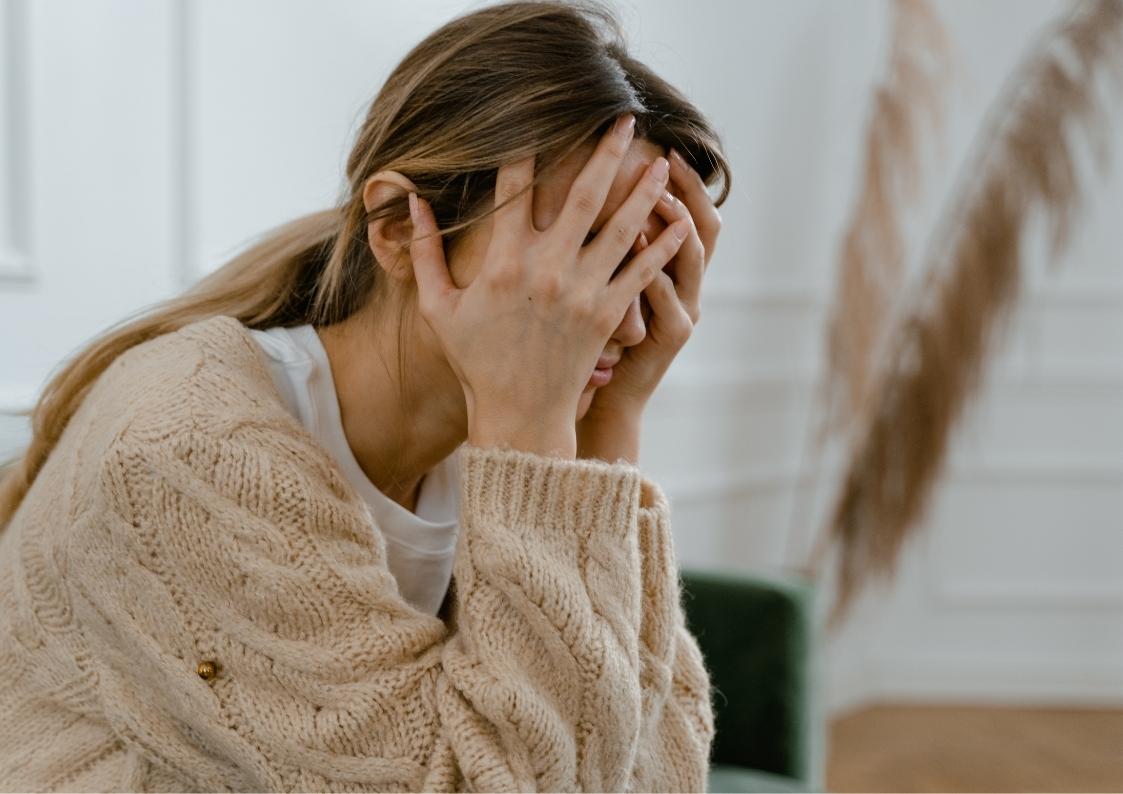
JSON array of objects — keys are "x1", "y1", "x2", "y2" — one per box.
[
  {"x1": 0, "y1": 318, "x2": 231, "y2": 790},
  {"x1": 0, "y1": 315, "x2": 325, "y2": 790}
]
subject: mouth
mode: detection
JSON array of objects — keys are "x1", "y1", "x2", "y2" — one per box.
[{"x1": 588, "y1": 365, "x2": 614, "y2": 388}]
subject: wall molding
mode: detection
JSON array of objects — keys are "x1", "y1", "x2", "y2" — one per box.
[
  {"x1": 701, "y1": 280, "x2": 1123, "y2": 308},
  {"x1": 659, "y1": 456, "x2": 1123, "y2": 505},
  {"x1": 826, "y1": 648, "x2": 1123, "y2": 717},
  {"x1": 0, "y1": 0, "x2": 34, "y2": 284},
  {"x1": 853, "y1": 657, "x2": 1123, "y2": 707},
  {"x1": 660, "y1": 363, "x2": 1123, "y2": 391},
  {"x1": 0, "y1": 384, "x2": 35, "y2": 414},
  {"x1": 933, "y1": 580, "x2": 1123, "y2": 609}
]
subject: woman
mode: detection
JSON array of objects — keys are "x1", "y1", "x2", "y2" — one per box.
[{"x1": 0, "y1": 0, "x2": 730, "y2": 790}]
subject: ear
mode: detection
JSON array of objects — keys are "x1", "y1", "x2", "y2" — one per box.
[{"x1": 363, "y1": 170, "x2": 421, "y2": 283}]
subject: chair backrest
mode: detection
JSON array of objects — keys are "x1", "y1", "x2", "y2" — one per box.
[{"x1": 679, "y1": 568, "x2": 818, "y2": 784}]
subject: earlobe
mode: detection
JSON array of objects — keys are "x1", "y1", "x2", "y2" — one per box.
[{"x1": 363, "y1": 170, "x2": 422, "y2": 282}]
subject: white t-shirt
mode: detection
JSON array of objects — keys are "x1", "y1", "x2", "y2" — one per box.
[{"x1": 245, "y1": 323, "x2": 461, "y2": 617}]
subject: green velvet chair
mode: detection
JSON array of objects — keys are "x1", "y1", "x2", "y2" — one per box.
[{"x1": 679, "y1": 568, "x2": 825, "y2": 793}]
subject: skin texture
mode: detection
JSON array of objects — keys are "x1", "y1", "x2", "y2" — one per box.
[{"x1": 319, "y1": 136, "x2": 698, "y2": 512}]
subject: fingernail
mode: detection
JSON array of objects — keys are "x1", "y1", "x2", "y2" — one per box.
[
  {"x1": 672, "y1": 218, "x2": 689, "y2": 240},
  {"x1": 659, "y1": 189, "x2": 676, "y2": 206},
  {"x1": 408, "y1": 191, "x2": 418, "y2": 222},
  {"x1": 669, "y1": 148, "x2": 686, "y2": 165},
  {"x1": 652, "y1": 157, "x2": 669, "y2": 181},
  {"x1": 639, "y1": 232, "x2": 649, "y2": 248},
  {"x1": 614, "y1": 113, "x2": 636, "y2": 137}
]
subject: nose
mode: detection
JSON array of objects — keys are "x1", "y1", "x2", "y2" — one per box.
[
  {"x1": 611, "y1": 212, "x2": 666, "y2": 349},
  {"x1": 610, "y1": 294, "x2": 647, "y2": 349}
]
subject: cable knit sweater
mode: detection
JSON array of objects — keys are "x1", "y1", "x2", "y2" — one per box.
[{"x1": 0, "y1": 315, "x2": 713, "y2": 792}]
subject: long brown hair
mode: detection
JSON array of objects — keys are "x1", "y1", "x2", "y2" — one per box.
[{"x1": 0, "y1": 0, "x2": 731, "y2": 530}]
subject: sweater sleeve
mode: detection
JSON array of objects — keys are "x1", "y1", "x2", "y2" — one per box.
[
  {"x1": 629, "y1": 477, "x2": 716, "y2": 792},
  {"x1": 66, "y1": 420, "x2": 707, "y2": 792}
]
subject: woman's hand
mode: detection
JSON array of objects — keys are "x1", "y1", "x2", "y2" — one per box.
[
  {"x1": 576, "y1": 148, "x2": 722, "y2": 464},
  {"x1": 407, "y1": 114, "x2": 691, "y2": 459}
]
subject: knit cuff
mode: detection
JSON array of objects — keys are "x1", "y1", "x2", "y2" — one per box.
[{"x1": 457, "y1": 443, "x2": 643, "y2": 544}]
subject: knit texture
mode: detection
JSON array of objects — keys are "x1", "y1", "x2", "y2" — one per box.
[{"x1": 0, "y1": 315, "x2": 714, "y2": 792}]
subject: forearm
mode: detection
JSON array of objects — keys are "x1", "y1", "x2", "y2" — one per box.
[{"x1": 446, "y1": 442, "x2": 648, "y2": 791}]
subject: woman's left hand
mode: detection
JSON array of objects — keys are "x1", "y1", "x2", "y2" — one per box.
[{"x1": 576, "y1": 148, "x2": 722, "y2": 464}]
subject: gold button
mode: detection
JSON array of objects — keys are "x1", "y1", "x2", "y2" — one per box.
[{"x1": 196, "y1": 660, "x2": 219, "y2": 680}]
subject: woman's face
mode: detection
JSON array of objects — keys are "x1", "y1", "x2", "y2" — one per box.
[{"x1": 444, "y1": 136, "x2": 673, "y2": 421}]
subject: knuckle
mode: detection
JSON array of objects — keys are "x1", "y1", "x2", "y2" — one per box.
[
  {"x1": 496, "y1": 175, "x2": 526, "y2": 205},
  {"x1": 594, "y1": 305, "x2": 621, "y2": 335},
  {"x1": 571, "y1": 184, "x2": 600, "y2": 217},
  {"x1": 610, "y1": 221, "x2": 634, "y2": 248},
  {"x1": 482, "y1": 255, "x2": 524, "y2": 291},
  {"x1": 530, "y1": 269, "x2": 564, "y2": 300},
  {"x1": 668, "y1": 312, "x2": 693, "y2": 340},
  {"x1": 566, "y1": 291, "x2": 600, "y2": 327},
  {"x1": 605, "y1": 137, "x2": 629, "y2": 161},
  {"x1": 488, "y1": 262, "x2": 520, "y2": 288}
]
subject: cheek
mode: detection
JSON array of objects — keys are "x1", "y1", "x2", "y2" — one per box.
[
  {"x1": 640, "y1": 293, "x2": 653, "y2": 326},
  {"x1": 577, "y1": 389, "x2": 595, "y2": 418}
]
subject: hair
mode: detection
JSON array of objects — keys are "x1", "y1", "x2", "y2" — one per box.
[{"x1": 0, "y1": 0, "x2": 731, "y2": 531}]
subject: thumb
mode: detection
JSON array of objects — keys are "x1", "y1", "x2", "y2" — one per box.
[{"x1": 408, "y1": 192, "x2": 456, "y2": 314}]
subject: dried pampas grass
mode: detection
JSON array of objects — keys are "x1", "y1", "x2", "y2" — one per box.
[
  {"x1": 820, "y1": 0, "x2": 951, "y2": 439},
  {"x1": 813, "y1": 0, "x2": 1123, "y2": 627}
]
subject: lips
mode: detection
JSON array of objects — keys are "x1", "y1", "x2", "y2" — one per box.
[{"x1": 596, "y1": 356, "x2": 621, "y2": 370}]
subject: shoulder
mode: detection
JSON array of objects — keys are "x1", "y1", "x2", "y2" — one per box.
[
  {"x1": 96, "y1": 315, "x2": 277, "y2": 435},
  {"x1": 83, "y1": 316, "x2": 348, "y2": 497},
  {"x1": 84, "y1": 314, "x2": 291, "y2": 439}
]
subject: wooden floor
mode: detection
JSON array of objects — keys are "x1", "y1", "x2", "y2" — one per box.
[{"x1": 827, "y1": 703, "x2": 1123, "y2": 792}]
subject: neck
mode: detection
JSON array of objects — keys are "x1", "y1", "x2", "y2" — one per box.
[{"x1": 316, "y1": 307, "x2": 467, "y2": 511}]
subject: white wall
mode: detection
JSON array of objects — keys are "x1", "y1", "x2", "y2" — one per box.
[{"x1": 1, "y1": 0, "x2": 1120, "y2": 716}]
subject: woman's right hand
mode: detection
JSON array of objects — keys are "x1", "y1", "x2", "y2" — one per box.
[{"x1": 407, "y1": 113, "x2": 690, "y2": 459}]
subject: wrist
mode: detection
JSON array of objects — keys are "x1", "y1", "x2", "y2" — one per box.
[
  {"x1": 577, "y1": 410, "x2": 643, "y2": 465},
  {"x1": 468, "y1": 416, "x2": 577, "y2": 460}
]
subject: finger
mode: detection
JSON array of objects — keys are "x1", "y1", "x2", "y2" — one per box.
[
  {"x1": 643, "y1": 270, "x2": 695, "y2": 342},
  {"x1": 493, "y1": 153, "x2": 535, "y2": 251},
  {"x1": 651, "y1": 189, "x2": 704, "y2": 314},
  {"x1": 408, "y1": 192, "x2": 456, "y2": 314},
  {"x1": 612, "y1": 231, "x2": 648, "y2": 281},
  {"x1": 553, "y1": 113, "x2": 636, "y2": 250},
  {"x1": 610, "y1": 231, "x2": 647, "y2": 282},
  {"x1": 584, "y1": 155, "x2": 671, "y2": 282},
  {"x1": 668, "y1": 148, "x2": 722, "y2": 265},
  {"x1": 608, "y1": 216, "x2": 689, "y2": 312}
]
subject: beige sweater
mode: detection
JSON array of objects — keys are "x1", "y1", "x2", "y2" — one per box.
[{"x1": 0, "y1": 315, "x2": 713, "y2": 792}]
